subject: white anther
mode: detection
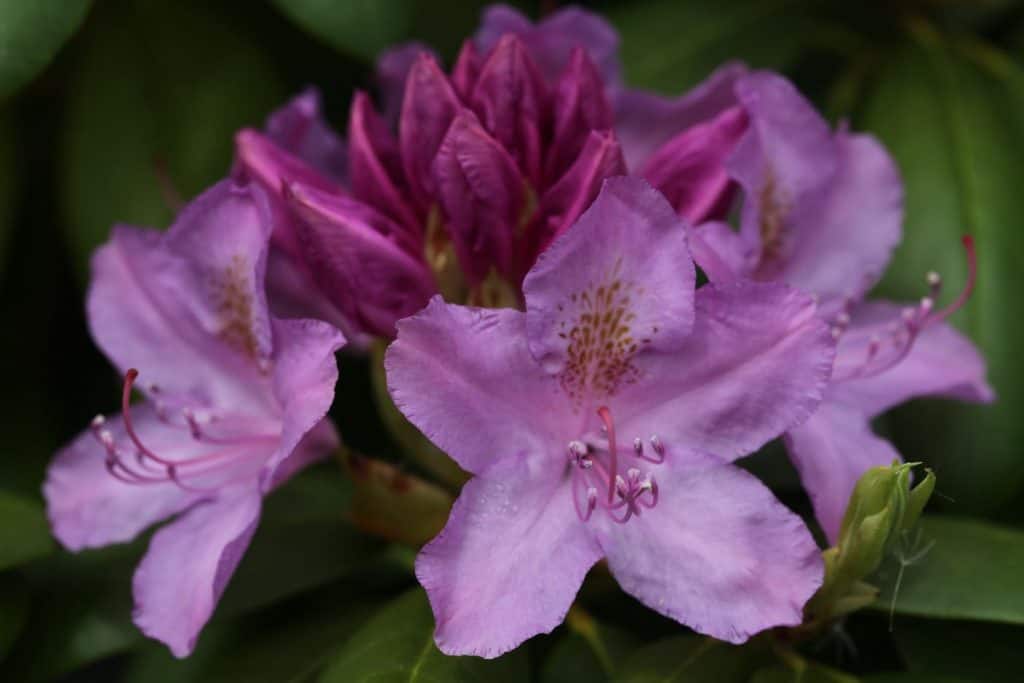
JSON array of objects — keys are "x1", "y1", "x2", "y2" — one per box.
[
  {"x1": 926, "y1": 271, "x2": 941, "y2": 287},
  {"x1": 650, "y1": 435, "x2": 665, "y2": 455},
  {"x1": 920, "y1": 297, "x2": 934, "y2": 312},
  {"x1": 91, "y1": 415, "x2": 106, "y2": 428},
  {"x1": 639, "y1": 478, "x2": 654, "y2": 492},
  {"x1": 627, "y1": 467, "x2": 642, "y2": 484},
  {"x1": 99, "y1": 430, "x2": 115, "y2": 448},
  {"x1": 835, "y1": 312, "x2": 851, "y2": 327},
  {"x1": 633, "y1": 437, "x2": 643, "y2": 455},
  {"x1": 568, "y1": 440, "x2": 587, "y2": 457},
  {"x1": 831, "y1": 326, "x2": 843, "y2": 340},
  {"x1": 901, "y1": 307, "x2": 917, "y2": 323},
  {"x1": 615, "y1": 475, "x2": 628, "y2": 497}
]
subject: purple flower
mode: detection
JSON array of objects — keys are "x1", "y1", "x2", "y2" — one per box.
[
  {"x1": 678, "y1": 72, "x2": 995, "y2": 541},
  {"x1": 233, "y1": 6, "x2": 629, "y2": 338},
  {"x1": 386, "y1": 177, "x2": 834, "y2": 657},
  {"x1": 44, "y1": 180, "x2": 345, "y2": 657}
]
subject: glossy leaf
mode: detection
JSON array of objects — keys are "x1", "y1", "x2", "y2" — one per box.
[
  {"x1": 542, "y1": 610, "x2": 641, "y2": 683},
  {"x1": 861, "y1": 29, "x2": 1024, "y2": 512},
  {"x1": 269, "y1": 0, "x2": 415, "y2": 62},
  {"x1": 61, "y1": 0, "x2": 286, "y2": 281},
  {"x1": 0, "y1": 490, "x2": 54, "y2": 571},
  {"x1": 611, "y1": 635, "x2": 771, "y2": 683},
  {"x1": 609, "y1": 0, "x2": 830, "y2": 93},
  {"x1": 751, "y1": 663, "x2": 859, "y2": 682},
  {"x1": 0, "y1": 107, "x2": 14, "y2": 273},
  {"x1": 875, "y1": 515, "x2": 1024, "y2": 624},
  {"x1": 892, "y1": 618, "x2": 1024, "y2": 681},
  {"x1": 0, "y1": 0, "x2": 92, "y2": 101},
  {"x1": 122, "y1": 582, "x2": 383, "y2": 683},
  {"x1": 319, "y1": 589, "x2": 528, "y2": 682},
  {"x1": 0, "y1": 573, "x2": 30, "y2": 661},
  {"x1": 218, "y1": 467, "x2": 394, "y2": 617}
]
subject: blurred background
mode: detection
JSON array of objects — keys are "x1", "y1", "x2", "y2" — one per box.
[{"x1": 0, "y1": 0, "x2": 1021, "y2": 680}]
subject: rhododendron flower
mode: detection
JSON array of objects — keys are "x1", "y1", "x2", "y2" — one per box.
[
  {"x1": 677, "y1": 73, "x2": 995, "y2": 540},
  {"x1": 44, "y1": 180, "x2": 345, "y2": 657},
  {"x1": 234, "y1": 6, "x2": 629, "y2": 338},
  {"x1": 386, "y1": 177, "x2": 834, "y2": 657}
]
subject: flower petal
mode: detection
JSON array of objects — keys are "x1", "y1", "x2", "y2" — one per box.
[
  {"x1": 286, "y1": 183, "x2": 435, "y2": 338},
  {"x1": 262, "y1": 316, "x2": 345, "y2": 487},
  {"x1": 641, "y1": 105, "x2": 748, "y2": 224},
  {"x1": 386, "y1": 299, "x2": 565, "y2": 475},
  {"x1": 614, "y1": 62, "x2": 746, "y2": 170},
  {"x1": 44, "y1": 405, "x2": 204, "y2": 551},
  {"x1": 374, "y1": 42, "x2": 438, "y2": 127},
  {"x1": 470, "y1": 35, "x2": 548, "y2": 186},
  {"x1": 400, "y1": 54, "x2": 462, "y2": 207},
  {"x1": 475, "y1": 4, "x2": 621, "y2": 84},
  {"x1": 416, "y1": 455, "x2": 602, "y2": 658},
  {"x1": 451, "y1": 39, "x2": 481, "y2": 100},
  {"x1": 766, "y1": 132, "x2": 903, "y2": 311},
  {"x1": 348, "y1": 91, "x2": 422, "y2": 234},
  {"x1": 264, "y1": 87, "x2": 348, "y2": 183},
  {"x1": 832, "y1": 301, "x2": 994, "y2": 416},
  {"x1": 599, "y1": 452, "x2": 822, "y2": 643},
  {"x1": 784, "y1": 402, "x2": 902, "y2": 543},
  {"x1": 538, "y1": 130, "x2": 626, "y2": 250},
  {"x1": 618, "y1": 280, "x2": 833, "y2": 462},
  {"x1": 88, "y1": 181, "x2": 275, "y2": 413},
  {"x1": 728, "y1": 72, "x2": 839, "y2": 283},
  {"x1": 432, "y1": 109, "x2": 525, "y2": 283},
  {"x1": 132, "y1": 490, "x2": 262, "y2": 657},
  {"x1": 546, "y1": 47, "x2": 613, "y2": 183},
  {"x1": 524, "y1": 177, "x2": 695, "y2": 378}
]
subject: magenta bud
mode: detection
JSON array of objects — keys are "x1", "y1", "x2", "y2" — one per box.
[{"x1": 545, "y1": 47, "x2": 613, "y2": 183}]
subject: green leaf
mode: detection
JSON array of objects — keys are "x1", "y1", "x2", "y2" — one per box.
[
  {"x1": 0, "y1": 573, "x2": 30, "y2": 661},
  {"x1": 542, "y1": 610, "x2": 641, "y2": 683},
  {"x1": 319, "y1": 589, "x2": 528, "y2": 682},
  {"x1": 217, "y1": 467, "x2": 395, "y2": 617},
  {"x1": 609, "y1": 0, "x2": 830, "y2": 93},
  {"x1": 4, "y1": 542, "x2": 145, "y2": 681},
  {"x1": 61, "y1": 0, "x2": 287, "y2": 281},
  {"x1": 860, "y1": 28, "x2": 1024, "y2": 512},
  {"x1": 891, "y1": 617, "x2": 1023, "y2": 681},
  {"x1": 121, "y1": 582, "x2": 384, "y2": 683},
  {"x1": 864, "y1": 676, "x2": 972, "y2": 683},
  {"x1": 751, "y1": 662, "x2": 859, "y2": 682},
  {"x1": 874, "y1": 515, "x2": 1024, "y2": 624},
  {"x1": 0, "y1": 490, "x2": 54, "y2": 571},
  {"x1": 0, "y1": 107, "x2": 14, "y2": 273},
  {"x1": 269, "y1": 0, "x2": 415, "y2": 62},
  {"x1": 0, "y1": 0, "x2": 92, "y2": 101},
  {"x1": 611, "y1": 635, "x2": 771, "y2": 683}
]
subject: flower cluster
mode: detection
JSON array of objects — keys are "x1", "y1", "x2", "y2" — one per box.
[{"x1": 45, "y1": 3, "x2": 992, "y2": 660}]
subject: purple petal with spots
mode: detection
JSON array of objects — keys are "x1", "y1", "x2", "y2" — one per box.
[
  {"x1": 387, "y1": 179, "x2": 829, "y2": 654},
  {"x1": 524, "y1": 176, "x2": 695, "y2": 374}
]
